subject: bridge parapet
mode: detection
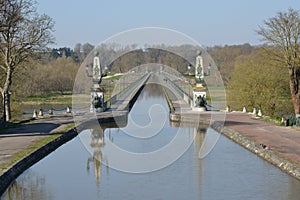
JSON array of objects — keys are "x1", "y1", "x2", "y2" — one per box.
[
  {"x1": 160, "y1": 69, "x2": 193, "y2": 106},
  {"x1": 107, "y1": 66, "x2": 150, "y2": 111}
]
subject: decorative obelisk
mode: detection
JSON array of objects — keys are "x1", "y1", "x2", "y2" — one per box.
[
  {"x1": 90, "y1": 52, "x2": 105, "y2": 113},
  {"x1": 192, "y1": 50, "x2": 207, "y2": 111},
  {"x1": 195, "y1": 50, "x2": 204, "y2": 84}
]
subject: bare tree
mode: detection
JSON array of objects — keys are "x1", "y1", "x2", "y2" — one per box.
[
  {"x1": 82, "y1": 43, "x2": 94, "y2": 57},
  {"x1": 0, "y1": 0, "x2": 54, "y2": 122},
  {"x1": 257, "y1": 8, "x2": 300, "y2": 114}
]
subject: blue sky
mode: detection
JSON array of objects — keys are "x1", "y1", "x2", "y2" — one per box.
[{"x1": 37, "y1": 0, "x2": 300, "y2": 48}]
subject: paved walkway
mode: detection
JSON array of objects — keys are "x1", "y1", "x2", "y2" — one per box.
[
  {"x1": 0, "y1": 114, "x2": 74, "y2": 174},
  {"x1": 224, "y1": 112, "x2": 300, "y2": 165}
]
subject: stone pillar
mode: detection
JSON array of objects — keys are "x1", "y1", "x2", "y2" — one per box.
[
  {"x1": 252, "y1": 107, "x2": 256, "y2": 115},
  {"x1": 192, "y1": 90, "x2": 207, "y2": 111},
  {"x1": 90, "y1": 91, "x2": 104, "y2": 112},
  {"x1": 242, "y1": 107, "x2": 247, "y2": 113}
]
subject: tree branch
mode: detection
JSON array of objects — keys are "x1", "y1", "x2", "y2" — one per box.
[{"x1": 0, "y1": 64, "x2": 6, "y2": 71}]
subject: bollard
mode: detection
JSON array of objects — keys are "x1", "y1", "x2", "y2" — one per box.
[
  {"x1": 252, "y1": 107, "x2": 256, "y2": 115},
  {"x1": 33, "y1": 109, "x2": 38, "y2": 118},
  {"x1": 48, "y1": 108, "x2": 54, "y2": 115},
  {"x1": 285, "y1": 118, "x2": 290, "y2": 126},
  {"x1": 38, "y1": 109, "x2": 43, "y2": 117},
  {"x1": 281, "y1": 117, "x2": 285, "y2": 124},
  {"x1": 226, "y1": 105, "x2": 231, "y2": 112},
  {"x1": 242, "y1": 107, "x2": 247, "y2": 113},
  {"x1": 66, "y1": 106, "x2": 71, "y2": 113},
  {"x1": 258, "y1": 109, "x2": 262, "y2": 117},
  {"x1": 296, "y1": 114, "x2": 300, "y2": 126}
]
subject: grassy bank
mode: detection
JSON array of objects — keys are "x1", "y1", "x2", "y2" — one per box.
[
  {"x1": 21, "y1": 93, "x2": 72, "y2": 105},
  {"x1": 0, "y1": 133, "x2": 62, "y2": 173},
  {"x1": 0, "y1": 123, "x2": 75, "y2": 174}
]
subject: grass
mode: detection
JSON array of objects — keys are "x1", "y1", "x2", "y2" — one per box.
[
  {"x1": 260, "y1": 116, "x2": 284, "y2": 126},
  {"x1": 207, "y1": 86, "x2": 226, "y2": 90},
  {"x1": 0, "y1": 123, "x2": 75, "y2": 173},
  {"x1": 22, "y1": 93, "x2": 72, "y2": 104},
  {"x1": 0, "y1": 133, "x2": 62, "y2": 173}
]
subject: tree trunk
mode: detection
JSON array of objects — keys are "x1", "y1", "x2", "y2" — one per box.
[
  {"x1": 3, "y1": 67, "x2": 13, "y2": 122},
  {"x1": 290, "y1": 90, "x2": 300, "y2": 115},
  {"x1": 289, "y1": 69, "x2": 300, "y2": 115},
  {"x1": 4, "y1": 92, "x2": 11, "y2": 121}
]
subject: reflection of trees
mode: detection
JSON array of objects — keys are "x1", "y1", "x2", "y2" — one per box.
[
  {"x1": 86, "y1": 127, "x2": 107, "y2": 185},
  {"x1": 4, "y1": 170, "x2": 52, "y2": 200}
]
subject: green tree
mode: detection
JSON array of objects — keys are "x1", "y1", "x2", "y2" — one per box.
[
  {"x1": 208, "y1": 44, "x2": 254, "y2": 85},
  {"x1": 257, "y1": 8, "x2": 300, "y2": 115},
  {"x1": 0, "y1": 0, "x2": 54, "y2": 122},
  {"x1": 227, "y1": 48, "x2": 292, "y2": 117}
]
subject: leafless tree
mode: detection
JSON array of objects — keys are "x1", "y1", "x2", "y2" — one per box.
[{"x1": 0, "y1": 0, "x2": 54, "y2": 122}]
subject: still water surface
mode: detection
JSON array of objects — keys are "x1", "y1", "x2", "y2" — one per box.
[{"x1": 2, "y1": 84, "x2": 300, "y2": 200}]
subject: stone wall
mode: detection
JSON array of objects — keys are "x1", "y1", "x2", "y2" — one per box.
[{"x1": 211, "y1": 121, "x2": 300, "y2": 180}]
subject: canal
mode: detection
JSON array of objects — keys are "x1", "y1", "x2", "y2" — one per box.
[{"x1": 2, "y1": 83, "x2": 300, "y2": 200}]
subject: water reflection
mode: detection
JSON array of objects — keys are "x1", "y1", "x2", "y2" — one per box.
[
  {"x1": 86, "y1": 127, "x2": 105, "y2": 185},
  {"x1": 4, "y1": 170, "x2": 52, "y2": 200},
  {"x1": 3, "y1": 84, "x2": 300, "y2": 200}
]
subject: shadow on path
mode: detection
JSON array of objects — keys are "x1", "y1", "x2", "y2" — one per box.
[{"x1": 0, "y1": 123, "x2": 60, "y2": 138}]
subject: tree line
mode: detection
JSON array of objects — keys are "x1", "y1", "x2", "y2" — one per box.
[
  {"x1": 1, "y1": 1, "x2": 299, "y2": 123},
  {"x1": 0, "y1": 41, "x2": 296, "y2": 120}
]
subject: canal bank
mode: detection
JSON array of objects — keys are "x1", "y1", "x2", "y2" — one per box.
[
  {"x1": 0, "y1": 115, "x2": 77, "y2": 195},
  {"x1": 162, "y1": 82, "x2": 300, "y2": 180},
  {"x1": 211, "y1": 118, "x2": 300, "y2": 179},
  {"x1": 3, "y1": 83, "x2": 300, "y2": 200},
  {"x1": 0, "y1": 74, "x2": 150, "y2": 196},
  {"x1": 167, "y1": 98, "x2": 300, "y2": 180},
  {"x1": 1, "y1": 77, "x2": 300, "y2": 198}
]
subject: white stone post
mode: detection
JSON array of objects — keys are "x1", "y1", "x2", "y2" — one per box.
[
  {"x1": 38, "y1": 109, "x2": 43, "y2": 117},
  {"x1": 66, "y1": 106, "x2": 71, "y2": 113},
  {"x1": 242, "y1": 107, "x2": 247, "y2": 113},
  {"x1": 281, "y1": 117, "x2": 285, "y2": 124},
  {"x1": 226, "y1": 105, "x2": 231, "y2": 112},
  {"x1": 258, "y1": 109, "x2": 262, "y2": 117},
  {"x1": 48, "y1": 108, "x2": 54, "y2": 115},
  {"x1": 33, "y1": 109, "x2": 37, "y2": 118}
]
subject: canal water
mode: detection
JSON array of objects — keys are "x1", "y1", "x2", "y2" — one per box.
[{"x1": 2, "y1": 84, "x2": 300, "y2": 200}]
